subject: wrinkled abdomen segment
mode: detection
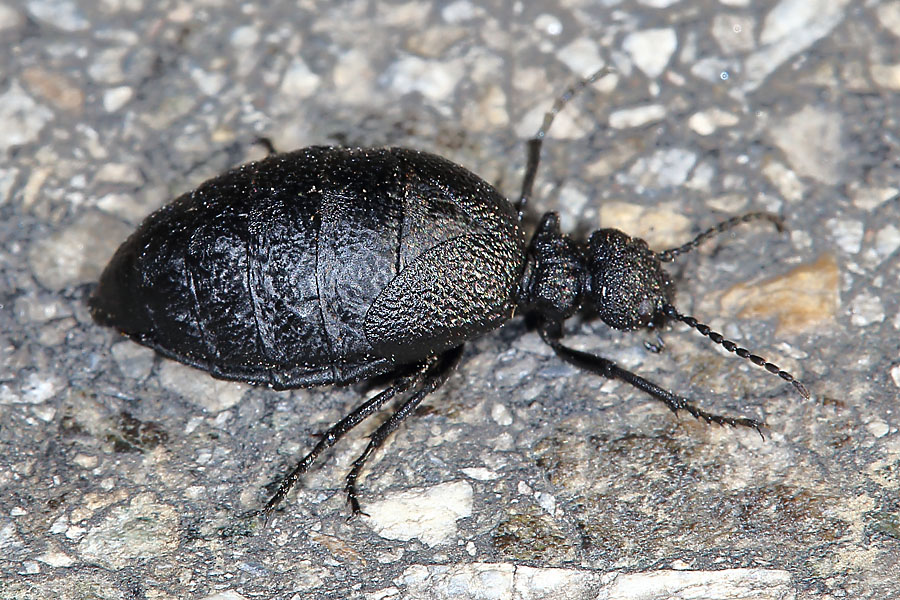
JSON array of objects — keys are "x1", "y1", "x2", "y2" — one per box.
[
  {"x1": 92, "y1": 188, "x2": 341, "y2": 386},
  {"x1": 91, "y1": 152, "x2": 405, "y2": 387}
]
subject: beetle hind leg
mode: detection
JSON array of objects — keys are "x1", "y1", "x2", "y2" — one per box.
[
  {"x1": 263, "y1": 361, "x2": 431, "y2": 518},
  {"x1": 345, "y1": 345, "x2": 464, "y2": 518},
  {"x1": 540, "y1": 328, "x2": 766, "y2": 437},
  {"x1": 261, "y1": 346, "x2": 464, "y2": 520}
]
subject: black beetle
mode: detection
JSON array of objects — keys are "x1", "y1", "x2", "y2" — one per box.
[{"x1": 90, "y1": 68, "x2": 808, "y2": 517}]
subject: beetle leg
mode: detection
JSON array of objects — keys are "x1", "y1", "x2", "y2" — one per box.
[
  {"x1": 345, "y1": 345, "x2": 464, "y2": 518},
  {"x1": 644, "y1": 333, "x2": 665, "y2": 354},
  {"x1": 253, "y1": 136, "x2": 278, "y2": 156},
  {"x1": 262, "y1": 363, "x2": 431, "y2": 518},
  {"x1": 540, "y1": 327, "x2": 765, "y2": 437}
]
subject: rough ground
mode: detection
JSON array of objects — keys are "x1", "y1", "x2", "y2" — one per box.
[{"x1": 2, "y1": 0, "x2": 899, "y2": 598}]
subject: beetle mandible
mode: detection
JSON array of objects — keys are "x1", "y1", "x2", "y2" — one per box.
[{"x1": 90, "y1": 67, "x2": 809, "y2": 518}]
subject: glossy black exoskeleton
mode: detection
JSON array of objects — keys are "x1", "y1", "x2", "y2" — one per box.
[{"x1": 90, "y1": 68, "x2": 809, "y2": 518}]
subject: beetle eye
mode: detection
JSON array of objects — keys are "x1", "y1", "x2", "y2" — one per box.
[{"x1": 637, "y1": 297, "x2": 655, "y2": 320}]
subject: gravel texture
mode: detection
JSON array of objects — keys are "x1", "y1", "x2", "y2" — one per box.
[{"x1": 2, "y1": 0, "x2": 899, "y2": 598}]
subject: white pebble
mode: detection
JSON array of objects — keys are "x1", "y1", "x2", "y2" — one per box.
[
  {"x1": 609, "y1": 104, "x2": 666, "y2": 129},
  {"x1": 623, "y1": 28, "x2": 678, "y2": 79},
  {"x1": 849, "y1": 293, "x2": 885, "y2": 327}
]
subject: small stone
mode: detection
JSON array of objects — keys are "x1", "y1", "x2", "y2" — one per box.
[
  {"x1": 20, "y1": 372, "x2": 63, "y2": 404},
  {"x1": 622, "y1": 147, "x2": 697, "y2": 189},
  {"x1": 28, "y1": 211, "x2": 132, "y2": 290},
  {"x1": 88, "y1": 47, "x2": 129, "y2": 85},
  {"x1": 77, "y1": 494, "x2": 178, "y2": 569},
  {"x1": 0, "y1": 82, "x2": 53, "y2": 153},
  {"x1": 873, "y1": 225, "x2": 900, "y2": 260},
  {"x1": 877, "y1": 2, "x2": 900, "y2": 38},
  {"x1": 871, "y1": 63, "x2": 900, "y2": 90},
  {"x1": 557, "y1": 37, "x2": 604, "y2": 77},
  {"x1": 585, "y1": 137, "x2": 643, "y2": 178},
  {"x1": 73, "y1": 454, "x2": 98, "y2": 469},
  {"x1": 535, "y1": 13, "x2": 563, "y2": 36},
  {"x1": 711, "y1": 14, "x2": 756, "y2": 54},
  {"x1": 623, "y1": 28, "x2": 678, "y2": 79},
  {"x1": 35, "y1": 549, "x2": 76, "y2": 567},
  {"x1": 441, "y1": 1, "x2": 478, "y2": 23},
  {"x1": 719, "y1": 254, "x2": 840, "y2": 335},
  {"x1": 400, "y1": 564, "x2": 514, "y2": 597},
  {"x1": 26, "y1": 0, "x2": 89, "y2": 31},
  {"x1": 22, "y1": 67, "x2": 84, "y2": 112},
  {"x1": 742, "y1": 0, "x2": 850, "y2": 91},
  {"x1": 0, "y1": 167, "x2": 17, "y2": 204},
  {"x1": 405, "y1": 26, "x2": 468, "y2": 58},
  {"x1": 866, "y1": 419, "x2": 890, "y2": 438},
  {"x1": 200, "y1": 592, "x2": 249, "y2": 600},
  {"x1": 375, "y1": 0, "x2": 429, "y2": 27},
  {"x1": 690, "y1": 56, "x2": 736, "y2": 84},
  {"x1": 365, "y1": 481, "x2": 473, "y2": 547},
  {"x1": 20, "y1": 560, "x2": 40, "y2": 574},
  {"x1": 103, "y1": 86, "x2": 133, "y2": 112},
  {"x1": 637, "y1": 0, "x2": 682, "y2": 7},
  {"x1": 685, "y1": 161, "x2": 716, "y2": 192},
  {"x1": 759, "y1": 0, "x2": 848, "y2": 46},
  {"x1": 600, "y1": 568, "x2": 792, "y2": 599},
  {"x1": 190, "y1": 67, "x2": 226, "y2": 96},
  {"x1": 849, "y1": 293, "x2": 885, "y2": 327},
  {"x1": 383, "y1": 56, "x2": 463, "y2": 106},
  {"x1": 461, "y1": 467, "x2": 498, "y2": 481},
  {"x1": 168, "y1": 4, "x2": 193, "y2": 23},
  {"x1": 768, "y1": 105, "x2": 844, "y2": 185},
  {"x1": 688, "y1": 108, "x2": 740, "y2": 135},
  {"x1": 761, "y1": 161, "x2": 806, "y2": 203},
  {"x1": 0, "y1": 3, "x2": 25, "y2": 32},
  {"x1": 460, "y1": 83, "x2": 508, "y2": 131},
  {"x1": 826, "y1": 218, "x2": 864, "y2": 254},
  {"x1": 891, "y1": 364, "x2": 900, "y2": 388},
  {"x1": 850, "y1": 186, "x2": 898, "y2": 210},
  {"x1": 491, "y1": 402, "x2": 513, "y2": 426},
  {"x1": 609, "y1": 104, "x2": 666, "y2": 129},
  {"x1": 158, "y1": 361, "x2": 248, "y2": 412},
  {"x1": 599, "y1": 202, "x2": 692, "y2": 248},
  {"x1": 111, "y1": 342, "x2": 155, "y2": 381},
  {"x1": 93, "y1": 162, "x2": 141, "y2": 185},
  {"x1": 555, "y1": 185, "x2": 588, "y2": 232},
  {"x1": 229, "y1": 25, "x2": 259, "y2": 48},
  {"x1": 279, "y1": 57, "x2": 321, "y2": 99}
]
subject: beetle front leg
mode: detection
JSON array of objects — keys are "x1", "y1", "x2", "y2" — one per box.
[{"x1": 539, "y1": 326, "x2": 765, "y2": 437}]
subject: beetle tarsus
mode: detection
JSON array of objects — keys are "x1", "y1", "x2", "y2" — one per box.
[{"x1": 644, "y1": 333, "x2": 665, "y2": 354}]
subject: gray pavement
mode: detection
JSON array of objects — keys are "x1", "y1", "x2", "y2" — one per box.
[{"x1": 1, "y1": 0, "x2": 899, "y2": 598}]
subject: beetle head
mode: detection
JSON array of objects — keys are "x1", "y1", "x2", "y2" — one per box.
[{"x1": 585, "y1": 229, "x2": 674, "y2": 331}]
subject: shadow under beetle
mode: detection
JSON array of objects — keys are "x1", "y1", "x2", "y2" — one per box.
[{"x1": 90, "y1": 67, "x2": 809, "y2": 518}]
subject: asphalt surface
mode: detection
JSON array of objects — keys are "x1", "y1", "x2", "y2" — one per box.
[{"x1": 2, "y1": 1, "x2": 899, "y2": 598}]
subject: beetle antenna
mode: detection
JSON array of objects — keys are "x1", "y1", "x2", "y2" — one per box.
[
  {"x1": 657, "y1": 212, "x2": 785, "y2": 262},
  {"x1": 662, "y1": 304, "x2": 809, "y2": 399},
  {"x1": 516, "y1": 66, "x2": 616, "y2": 220}
]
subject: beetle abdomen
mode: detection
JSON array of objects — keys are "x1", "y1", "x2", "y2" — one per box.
[{"x1": 91, "y1": 147, "x2": 526, "y2": 388}]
